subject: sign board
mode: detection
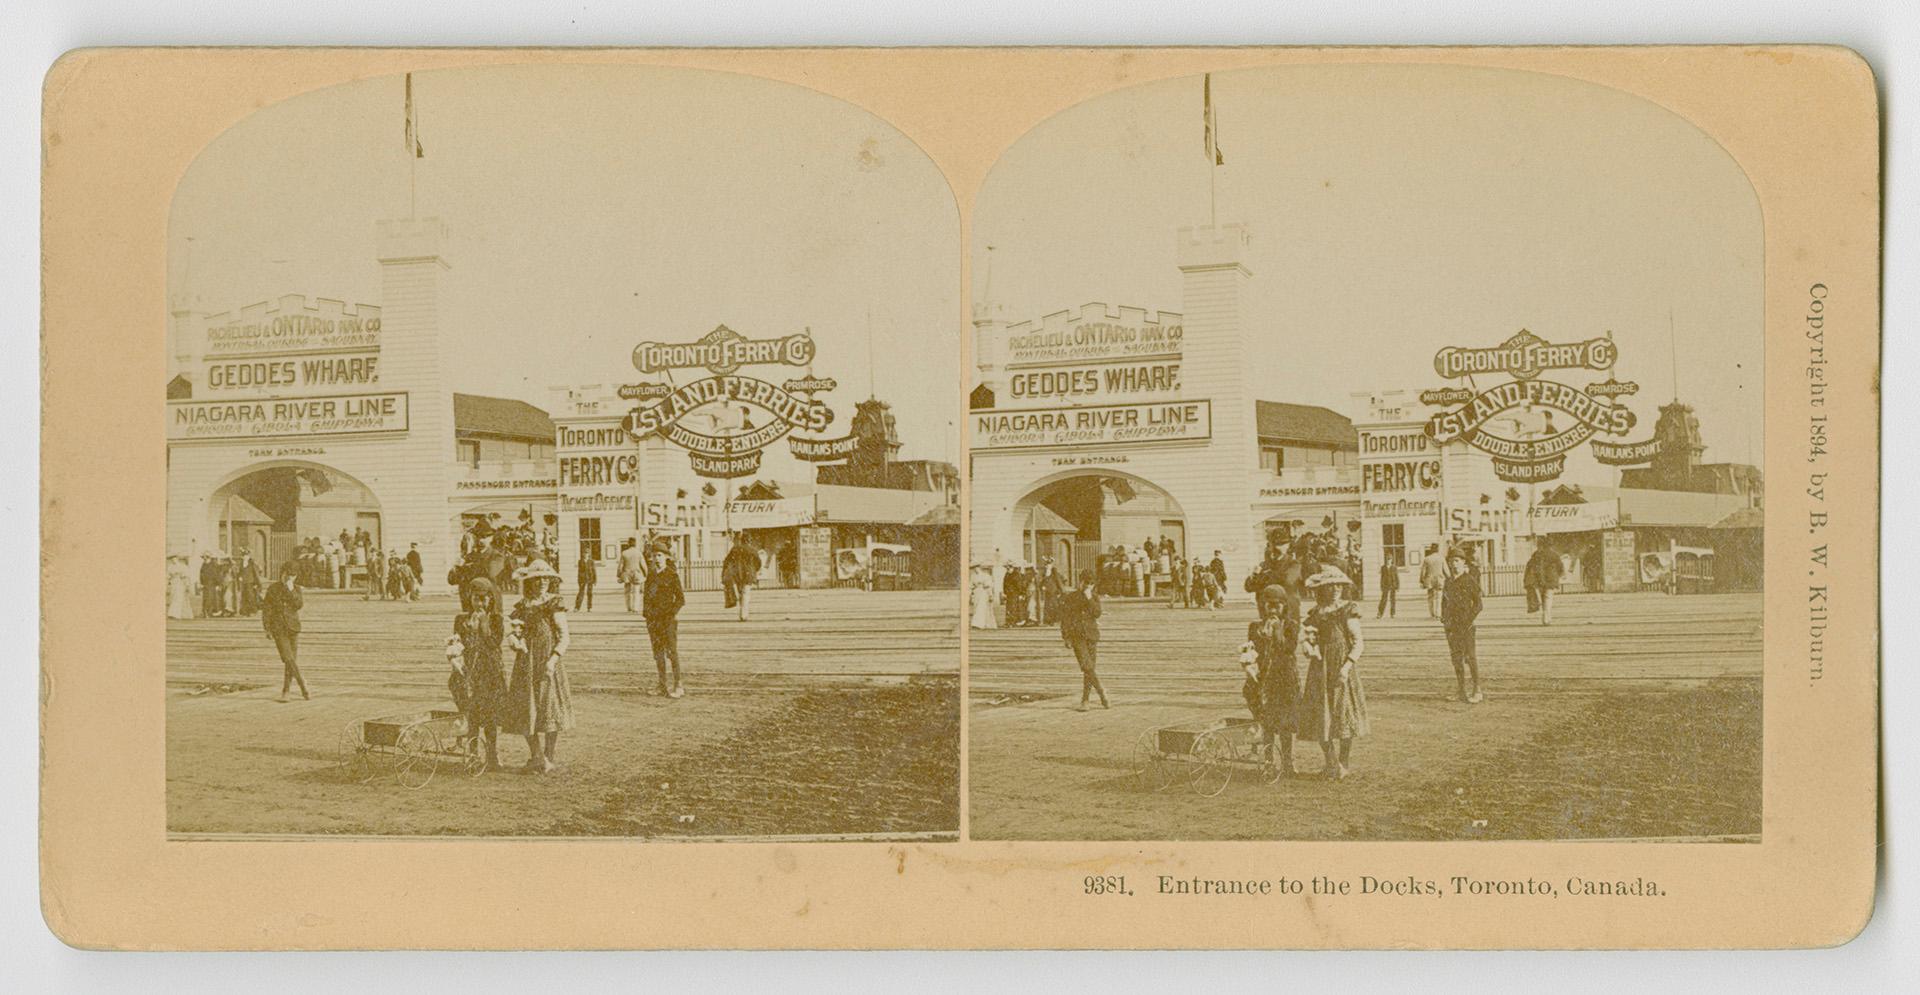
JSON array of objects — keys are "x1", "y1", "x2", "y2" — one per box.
[
  {"x1": 1443, "y1": 499, "x2": 1622, "y2": 536},
  {"x1": 972, "y1": 400, "x2": 1212, "y2": 451},
  {"x1": 558, "y1": 492, "x2": 636, "y2": 515},
  {"x1": 1004, "y1": 361, "x2": 1183, "y2": 402},
  {"x1": 1423, "y1": 329, "x2": 1655, "y2": 483},
  {"x1": 167, "y1": 392, "x2": 409, "y2": 442},
  {"x1": 1006, "y1": 319, "x2": 1183, "y2": 366},
  {"x1": 204, "y1": 312, "x2": 381, "y2": 357},
  {"x1": 1529, "y1": 500, "x2": 1621, "y2": 533},
  {"x1": 202, "y1": 353, "x2": 381, "y2": 396},
  {"x1": 725, "y1": 497, "x2": 817, "y2": 529},
  {"x1": 1255, "y1": 481, "x2": 1361, "y2": 501},
  {"x1": 622, "y1": 326, "x2": 852, "y2": 479},
  {"x1": 558, "y1": 453, "x2": 639, "y2": 487},
  {"x1": 633, "y1": 324, "x2": 814, "y2": 376},
  {"x1": 453, "y1": 477, "x2": 557, "y2": 493}
]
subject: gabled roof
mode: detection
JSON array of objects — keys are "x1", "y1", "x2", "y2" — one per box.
[
  {"x1": 454, "y1": 393, "x2": 555, "y2": 442},
  {"x1": 1255, "y1": 401, "x2": 1358, "y2": 449}
]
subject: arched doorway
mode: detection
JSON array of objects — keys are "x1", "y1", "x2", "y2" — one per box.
[
  {"x1": 207, "y1": 462, "x2": 382, "y2": 585},
  {"x1": 1009, "y1": 471, "x2": 1187, "y2": 585}
]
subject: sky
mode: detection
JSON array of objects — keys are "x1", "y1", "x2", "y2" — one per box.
[
  {"x1": 972, "y1": 64, "x2": 1765, "y2": 486},
  {"x1": 169, "y1": 64, "x2": 961, "y2": 476}
]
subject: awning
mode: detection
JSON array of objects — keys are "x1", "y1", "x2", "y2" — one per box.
[
  {"x1": 909, "y1": 504, "x2": 962, "y2": 527},
  {"x1": 1016, "y1": 504, "x2": 1074, "y2": 532},
  {"x1": 221, "y1": 494, "x2": 274, "y2": 524}
]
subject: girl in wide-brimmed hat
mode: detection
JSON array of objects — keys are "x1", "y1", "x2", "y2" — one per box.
[
  {"x1": 1299, "y1": 566, "x2": 1369, "y2": 780},
  {"x1": 502, "y1": 559, "x2": 572, "y2": 773}
]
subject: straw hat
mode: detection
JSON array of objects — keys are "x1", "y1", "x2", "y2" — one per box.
[
  {"x1": 1304, "y1": 566, "x2": 1353, "y2": 590},
  {"x1": 512, "y1": 560, "x2": 561, "y2": 582}
]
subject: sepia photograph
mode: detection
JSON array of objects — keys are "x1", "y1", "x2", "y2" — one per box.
[
  {"x1": 37, "y1": 43, "x2": 1880, "y2": 952},
  {"x1": 967, "y1": 65, "x2": 1765, "y2": 842},
  {"x1": 161, "y1": 65, "x2": 962, "y2": 839}
]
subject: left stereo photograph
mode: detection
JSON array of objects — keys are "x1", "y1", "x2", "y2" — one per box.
[{"x1": 162, "y1": 65, "x2": 963, "y2": 840}]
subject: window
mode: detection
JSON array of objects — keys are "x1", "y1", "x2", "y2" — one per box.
[
  {"x1": 578, "y1": 517, "x2": 602, "y2": 560},
  {"x1": 1259, "y1": 448, "x2": 1280, "y2": 473},
  {"x1": 458, "y1": 440, "x2": 480, "y2": 468},
  {"x1": 1382, "y1": 523, "x2": 1406, "y2": 567}
]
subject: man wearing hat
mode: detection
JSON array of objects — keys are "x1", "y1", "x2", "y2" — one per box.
[
  {"x1": 721, "y1": 535, "x2": 759, "y2": 621},
  {"x1": 1440, "y1": 546, "x2": 1484, "y2": 703},
  {"x1": 643, "y1": 546, "x2": 687, "y2": 698},
  {"x1": 198, "y1": 552, "x2": 224, "y2": 618},
  {"x1": 574, "y1": 541, "x2": 598, "y2": 612},
  {"x1": 262, "y1": 562, "x2": 310, "y2": 701}
]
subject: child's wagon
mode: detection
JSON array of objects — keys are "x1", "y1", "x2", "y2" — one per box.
[
  {"x1": 1133, "y1": 717, "x2": 1280, "y2": 796},
  {"x1": 338, "y1": 709, "x2": 485, "y2": 788}
]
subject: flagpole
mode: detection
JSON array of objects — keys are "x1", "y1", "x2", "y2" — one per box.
[{"x1": 1209, "y1": 159, "x2": 1217, "y2": 229}]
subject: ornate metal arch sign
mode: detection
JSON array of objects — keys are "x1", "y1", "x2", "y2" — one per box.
[
  {"x1": 621, "y1": 325, "x2": 858, "y2": 478},
  {"x1": 1421, "y1": 329, "x2": 1660, "y2": 483}
]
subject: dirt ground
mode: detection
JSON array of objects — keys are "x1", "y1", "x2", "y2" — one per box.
[
  {"x1": 968, "y1": 681, "x2": 1761, "y2": 841},
  {"x1": 167, "y1": 678, "x2": 958, "y2": 838}
]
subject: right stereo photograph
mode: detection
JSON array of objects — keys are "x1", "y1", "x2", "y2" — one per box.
[{"x1": 965, "y1": 64, "x2": 1764, "y2": 842}]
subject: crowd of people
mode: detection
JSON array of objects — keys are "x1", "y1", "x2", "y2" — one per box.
[
  {"x1": 163, "y1": 527, "x2": 440, "y2": 620},
  {"x1": 186, "y1": 517, "x2": 772, "y2": 775},
  {"x1": 444, "y1": 535, "x2": 697, "y2": 773},
  {"x1": 962, "y1": 520, "x2": 1515, "y2": 782}
]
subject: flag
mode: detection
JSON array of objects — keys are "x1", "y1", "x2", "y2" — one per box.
[
  {"x1": 404, "y1": 73, "x2": 425, "y2": 159},
  {"x1": 1203, "y1": 73, "x2": 1225, "y2": 166}
]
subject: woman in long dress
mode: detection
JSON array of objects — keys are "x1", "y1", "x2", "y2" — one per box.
[
  {"x1": 452, "y1": 577, "x2": 509, "y2": 771},
  {"x1": 503, "y1": 561, "x2": 573, "y2": 774},
  {"x1": 969, "y1": 565, "x2": 998, "y2": 630},
  {"x1": 1299, "y1": 566, "x2": 1368, "y2": 780},
  {"x1": 165, "y1": 554, "x2": 195, "y2": 619}
]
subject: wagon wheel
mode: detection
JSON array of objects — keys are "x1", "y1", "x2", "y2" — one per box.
[
  {"x1": 394, "y1": 725, "x2": 442, "y2": 790},
  {"x1": 1191, "y1": 731, "x2": 1235, "y2": 797},
  {"x1": 1132, "y1": 730, "x2": 1175, "y2": 793},
  {"x1": 459, "y1": 733, "x2": 489, "y2": 778},
  {"x1": 336, "y1": 719, "x2": 377, "y2": 784},
  {"x1": 1255, "y1": 738, "x2": 1284, "y2": 785}
]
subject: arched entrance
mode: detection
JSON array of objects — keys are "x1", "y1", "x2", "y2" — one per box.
[
  {"x1": 1009, "y1": 470, "x2": 1187, "y2": 583},
  {"x1": 207, "y1": 462, "x2": 382, "y2": 584}
]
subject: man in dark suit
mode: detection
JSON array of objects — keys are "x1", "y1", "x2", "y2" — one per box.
[
  {"x1": 262, "y1": 564, "x2": 309, "y2": 701},
  {"x1": 721, "y1": 537, "x2": 759, "y2": 621},
  {"x1": 199, "y1": 553, "x2": 222, "y2": 618},
  {"x1": 643, "y1": 547, "x2": 687, "y2": 698},
  {"x1": 1207, "y1": 551, "x2": 1228, "y2": 607},
  {"x1": 1057, "y1": 570, "x2": 1107, "y2": 711},
  {"x1": 1523, "y1": 544, "x2": 1565, "y2": 625},
  {"x1": 1440, "y1": 547, "x2": 1483, "y2": 703},
  {"x1": 1376, "y1": 557, "x2": 1400, "y2": 619},
  {"x1": 574, "y1": 544, "x2": 598, "y2": 612}
]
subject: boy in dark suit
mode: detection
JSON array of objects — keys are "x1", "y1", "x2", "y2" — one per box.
[
  {"x1": 643, "y1": 547, "x2": 687, "y2": 698},
  {"x1": 1057, "y1": 570, "x2": 1107, "y2": 711},
  {"x1": 1440, "y1": 547, "x2": 1483, "y2": 703},
  {"x1": 262, "y1": 564, "x2": 309, "y2": 701}
]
